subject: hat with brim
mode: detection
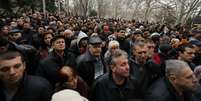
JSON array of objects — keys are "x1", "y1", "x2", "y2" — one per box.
[
  {"x1": 9, "y1": 28, "x2": 21, "y2": 34},
  {"x1": 88, "y1": 35, "x2": 102, "y2": 45},
  {"x1": 51, "y1": 35, "x2": 65, "y2": 45}
]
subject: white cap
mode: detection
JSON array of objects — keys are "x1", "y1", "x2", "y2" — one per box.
[
  {"x1": 51, "y1": 89, "x2": 88, "y2": 101},
  {"x1": 150, "y1": 32, "x2": 160, "y2": 38}
]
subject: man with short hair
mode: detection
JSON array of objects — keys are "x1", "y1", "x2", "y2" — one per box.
[
  {"x1": 92, "y1": 49, "x2": 140, "y2": 101},
  {"x1": 145, "y1": 60, "x2": 198, "y2": 101},
  {"x1": 178, "y1": 44, "x2": 196, "y2": 70},
  {"x1": 129, "y1": 41, "x2": 162, "y2": 98},
  {"x1": 0, "y1": 51, "x2": 53, "y2": 101}
]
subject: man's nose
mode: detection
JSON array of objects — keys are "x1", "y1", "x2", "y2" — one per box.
[
  {"x1": 193, "y1": 75, "x2": 198, "y2": 83},
  {"x1": 9, "y1": 67, "x2": 16, "y2": 75}
]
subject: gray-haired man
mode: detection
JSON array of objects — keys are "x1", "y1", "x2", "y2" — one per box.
[{"x1": 145, "y1": 60, "x2": 199, "y2": 101}]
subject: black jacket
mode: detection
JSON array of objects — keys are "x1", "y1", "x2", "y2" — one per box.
[
  {"x1": 76, "y1": 49, "x2": 106, "y2": 87},
  {"x1": 129, "y1": 58, "x2": 162, "y2": 98},
  {"x1": 92, "y1": 73, "x2": 141, "y2": 101},
  {"x1": 144, "y1": 77, "x2": 197, "y2": 101},
  {"x1": 36, "y1": 50, "x2": 68, "y2": 86},
  {"x1": 0, "y1": 74, "x2": 53, "y2": 101}
]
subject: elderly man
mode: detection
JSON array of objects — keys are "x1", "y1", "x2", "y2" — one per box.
[
  {"x1": 92, "y1": 49, "x2": 140, "y2": 101},
  {"x1": 0, "y1": 51, "x2": 52, "y2": 101},
  {"x1": 36, "y1": 35, "x2": 68, "y2": 86},
  {"x1": 76, "y1": 35, "x2": 106, "y2": 87},
  {"x1": 144, "y1": 60, "x2": 198, "y2": 101}
]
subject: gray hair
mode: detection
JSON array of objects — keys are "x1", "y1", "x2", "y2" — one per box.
[
  {"x1": 108, "y1": 40, "x2": 119, "y2": 50},
  {"x1": 110, "y1": 49, "x2": 128, "y2": 65},
  {"x1": 165, "y1": 60, "x2": 190, "y2": 77},
  {"x1": 132, "y1": 41, "x2": 146, "y2": 49}
]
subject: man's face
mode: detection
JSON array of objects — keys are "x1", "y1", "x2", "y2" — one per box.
[
  {"x1": 146, "y1": 42, "x2": 155, "y2": 57},
  {"x1": 174, "y1": 67, "x2": 198, "y2": 92},
  {"x1": 180, "y1": 47, "x2": 195, "y2": 62},
  {"x1": 12, "y1": 32, "x2": 22, "y2": 41},
  {"x1": 2, "y1": 26, "x2": 9, "y2": 34},
  {"x1": 23, "y1": 23, "x2": 31, "y2": 29},
  {"x1": 133, "y1": 46, "x2": 148, "y2": 64},
  {"x1": 38, "y1": 27, "x2": 45, "y2": 34},
  {"x1": 44, "y1": 34, "x2": 53, "y2": 46},
  {"x1": 89, "y1": 44, "x2": 102, "y2": 57},
  {"x1": 112, "y1": 56, "x2": 129, "y2": 77},
  {"x1": 117, "y1": 30, "x2": 125, "y2": 39},
  {"x1": 0, "y1": 56, "x2": 25, "y2": 85},
  {"x1": 52, "y1": 38, "x2": 66, "y2": 51},
  {"x1": 79, "y1": 39, "x2": 88, "y2": 48},
  {"x1": 60, "y1": 67, "x2": 78, "y2": 89},
  {"x1": 109, "y1": 45, "x2": 119, "y2": 54},
  {"x1": 17, "y1": 19, "x2": 24, "y2": 26}
]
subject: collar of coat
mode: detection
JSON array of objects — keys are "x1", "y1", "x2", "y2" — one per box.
[{"x1": 164, "y1": 77, "x2": 193, "y2": 101}]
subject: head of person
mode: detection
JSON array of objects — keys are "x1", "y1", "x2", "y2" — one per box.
[
  {"x1": 110, "y1": 49, "x2": 129, "y2": 78},
  {"x1": 160, "y1": 35, "x2": 170, "y2": 45},
  {"x1": 0, "y1": 37, "x2": 10, "y2": 54},
  {"x1": 17, "y1": 18, "x2": 24, "y2": 27},
  {"x1": 108, "y1": 40, "x2": 120, "y2": 54},
  {"x1": 194, "y1": 65, "x2": 201, "y2": 84},
  {"x1": 51, "y1": 35, "x2": 66, "y2": 52},
  {"x1": 116, "y1": 29, "x2": 126, "y2": 40},
  {"x1": 42, "y1": 32, "x2": 54, "y2": 47},
  {"x1": 88, "y1": 35, "x2": 102, "y2": 57},
  {"x1": 132, "y1": 29, "x2": 143, "y2": 41},
  {"x1": 1, "y1": 25, "x2": 9, "y2": 35},
  {"x1": 165, "y1": 60, "x2": 198, "y2": 92},
  {"x1": 23, "y1": 22, "x2": 31, "y2": 30},
  {"x1": 51, "y1": 89, "x2": 88, "y2": 101},
  {"x1": 62, "y1": 29, "x2": 73, "y2": 39},
  {"x1": 150, "y1": 32, "x2": 160, "y2": 45},
  {"x1": 132, "y1": 41, "x2": 148, "y2": 64},
  {"x1": 9, "y1": 29, "x2": 22, "y2": 42},
  {"x1": 58, "y1": 66, "x2": 78, "y2": 89},
  {"x1": 145, "y1": 39, "x2": 156, "y2": 58},
  {"x1": 178, "y1": 44, "x2": 195, "y2": 62},
  {"x1": 37, "y1": 26, "x2": 45, "y2": 35},
  {"x1": 0, "y1": 51, "x2": 25, "y2": 85},
  {"x1": 189, "y1": 40, "x2": 201, "y2": 53},
  {"x1": 77, "y1": 31, "x2": 88, "y2": 48}
]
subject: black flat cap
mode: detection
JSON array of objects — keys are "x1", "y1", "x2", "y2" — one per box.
[
  {"x1": 88, "y1": 35, "x2": 102, "y2": 45},
  {"x1": 9, "y1": 28, "x2": 21, "y2": 34},
  {"x1": 190, "y1": 40, "x2": 201, "y2": 46},
  {"x1": 51, "y1": 35, "x2": 65, "y2": 45}
]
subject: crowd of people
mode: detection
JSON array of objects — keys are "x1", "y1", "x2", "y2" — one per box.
[{"x1": 0, "y1": 11, "x2": 201, "y2": 101}]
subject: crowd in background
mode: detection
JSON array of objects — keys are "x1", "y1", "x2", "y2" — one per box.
[{"x1": 0, "y1": 11, "x2": 201, "y2": 101}]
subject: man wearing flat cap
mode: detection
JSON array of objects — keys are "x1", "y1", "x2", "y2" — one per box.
[
  {"x1": 76, "y1": 35, "x2": 107, "y2": 87},
  {"x1": 36, "y1": 35, "x2": 69, "y2": 87}
]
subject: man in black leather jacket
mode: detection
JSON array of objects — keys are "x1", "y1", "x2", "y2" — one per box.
[
  {"x1": 144, "y1": 60, "x2": 199, "y2": 101},
  {"x1": 0, "y1": 51, "x2": 53, "y2": 101}
]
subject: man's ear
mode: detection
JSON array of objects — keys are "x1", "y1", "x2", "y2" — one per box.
[
  {"x1": 23, "y1": 62, "x2": 26, "y2": 69},
  {"x1": 168, "y1": 73, "x2": 176, "y2": 82},
  {"x1": 110, "y1": 64, "x2": 116, "y2": 73}
]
